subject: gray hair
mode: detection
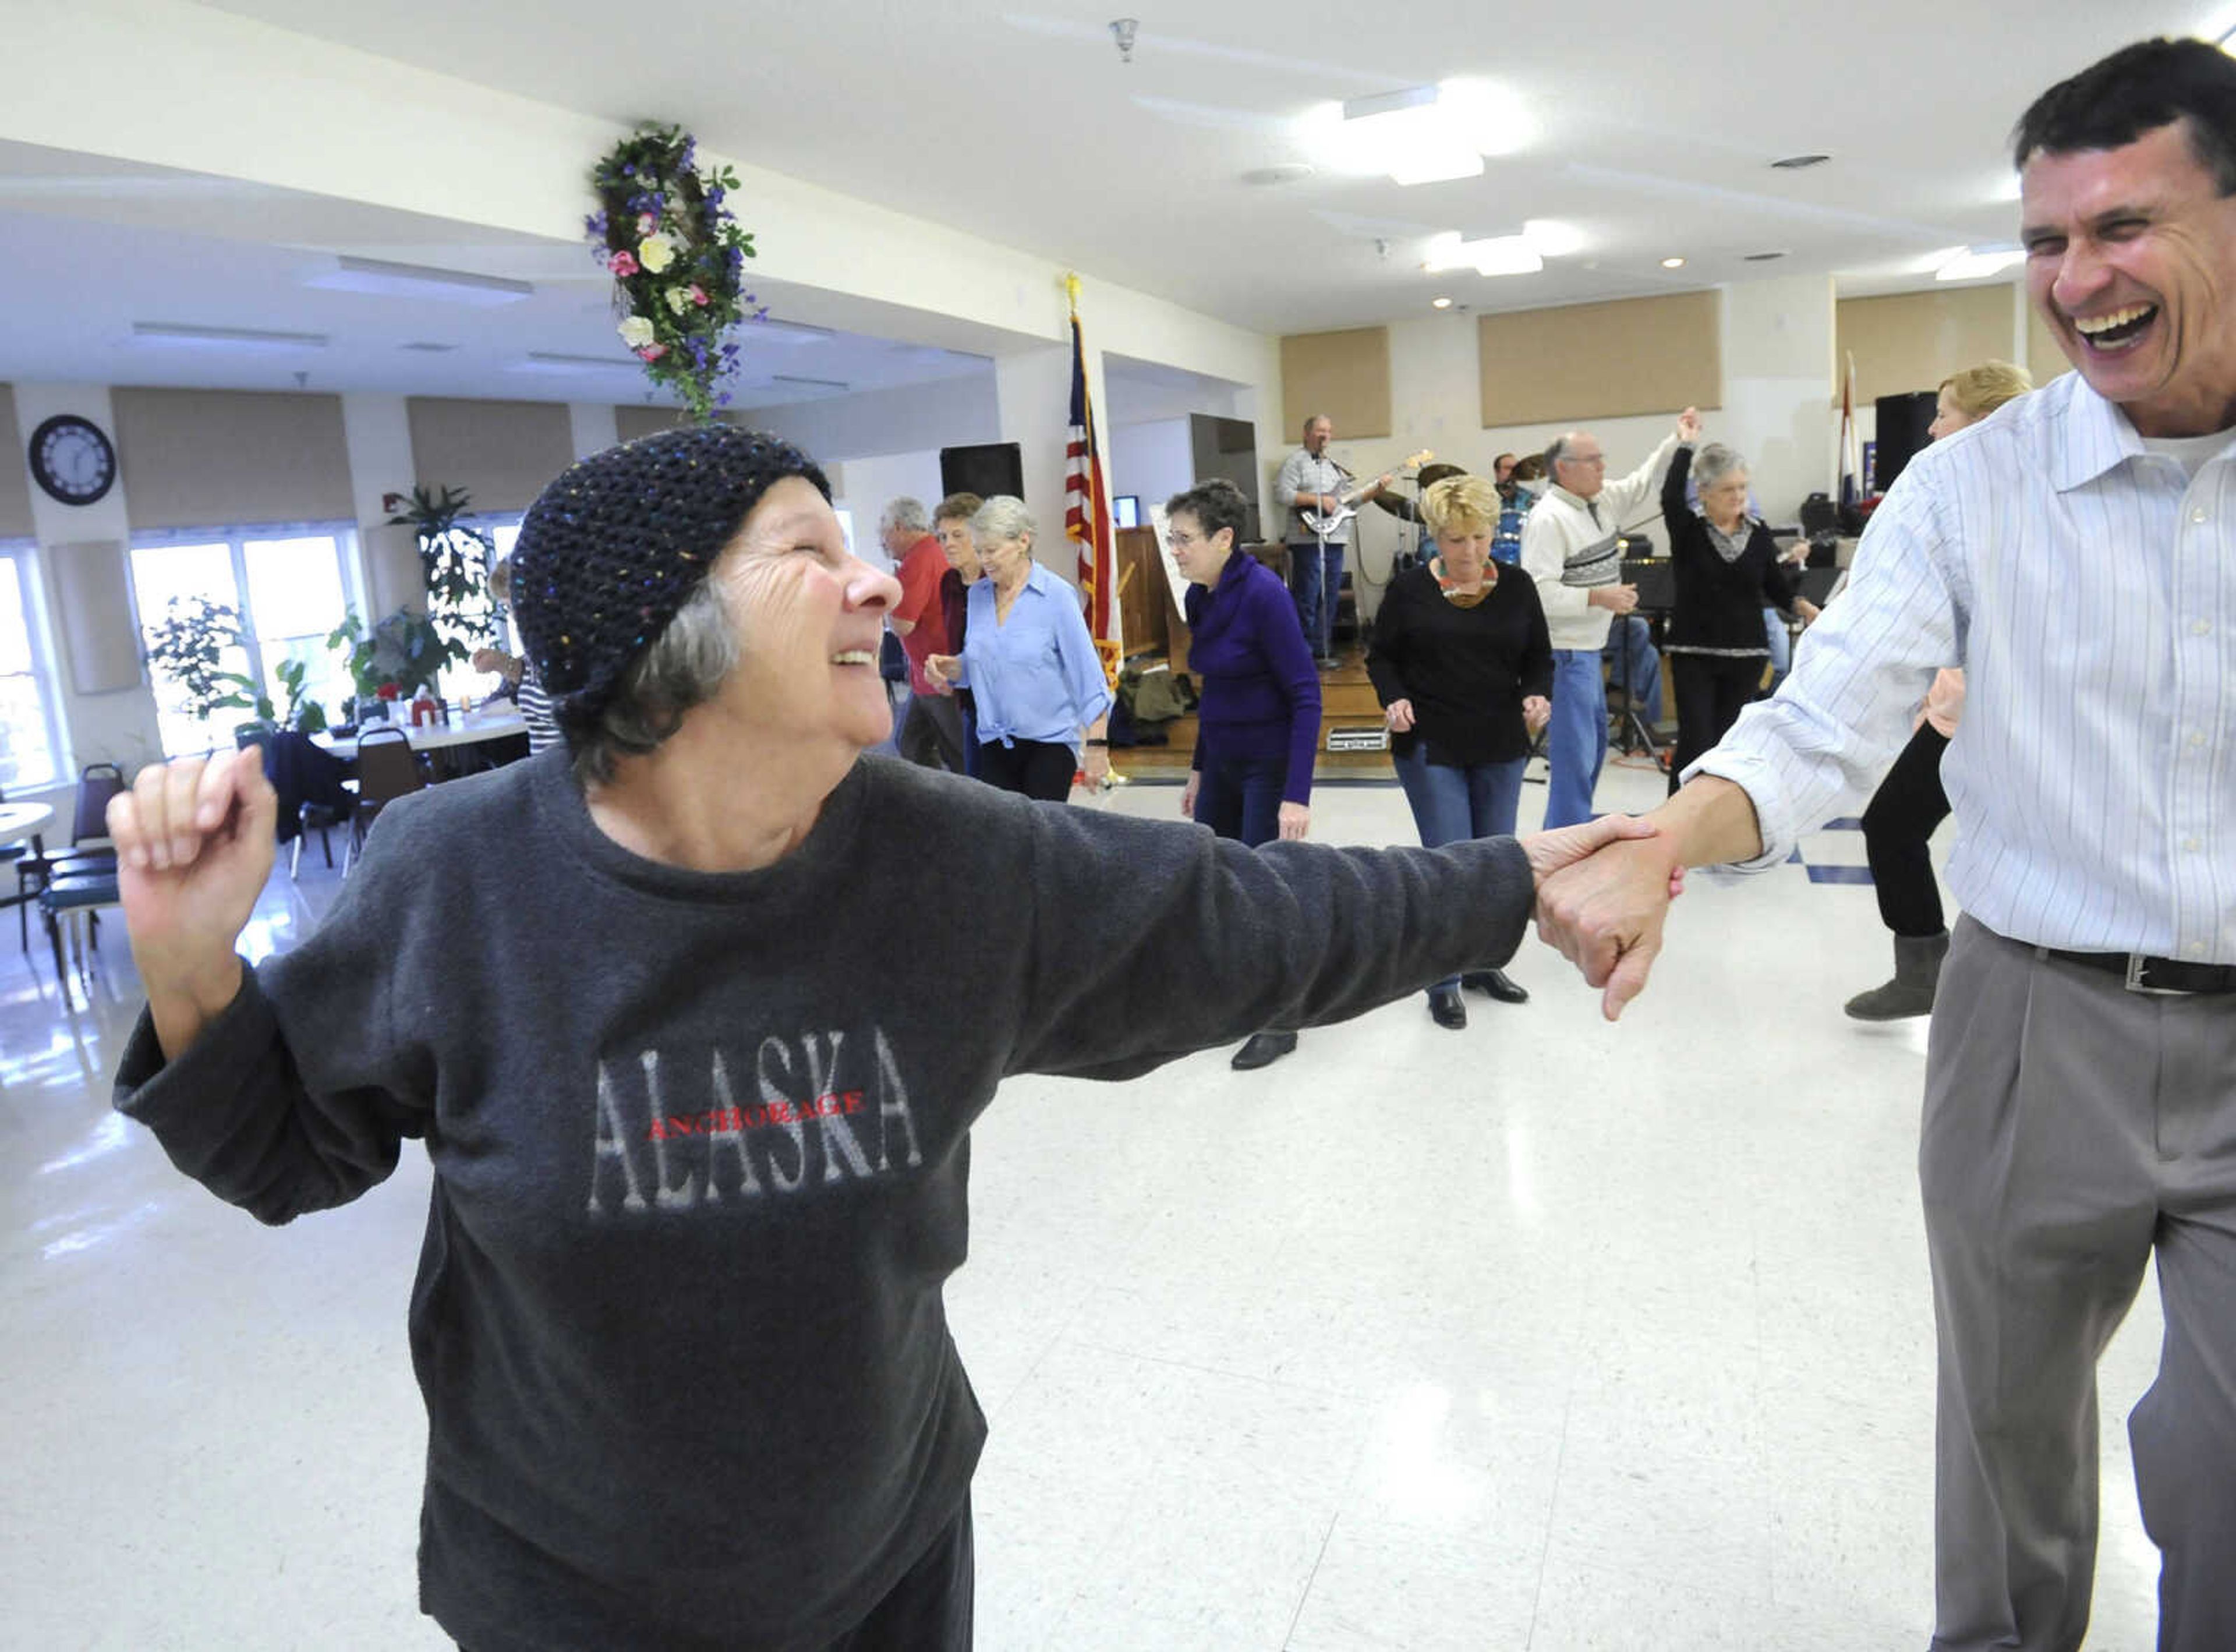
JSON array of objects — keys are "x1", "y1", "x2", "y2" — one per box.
[
  {"x1": 567, "y1": 578, "x2": 738, "y2": 787},
  {"x1": 1692, "y1": 442, "x2": 1749, "y2": 493},
  {"x1": 1544, "y1": 433, "x2": 1575, "y2": 473},
  {"x1": 1302, "y1": 412, "x2": 1332, "y2": 436},
  {"x1": 970, "y1": 494, "x2": 1036, "y2": 548},
  {"x1": 879, "y1": 497, "x2": 929, "y2": 536}
]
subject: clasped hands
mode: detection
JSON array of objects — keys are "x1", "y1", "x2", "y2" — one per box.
[{"x1": 1521, "y1": 813, "x2": 1687, "y2": 1023}]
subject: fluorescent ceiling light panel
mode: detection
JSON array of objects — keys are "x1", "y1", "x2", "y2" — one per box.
[
  {"x1": 1936, "y1": 245, "x2": 2026, "y2": 282},
  {"x1": 772, "y1": 374, "x2": 851, "y2": 392},
  {"x1": 1303, "y1": 80, "x2": 1536, "y2": 186},
  {"x1": 1520, "y1": 219, "x2": 1587, "y2": 258},
  {"x1": 132, "y1": 322, "x2": 328, "y2": 351},
  {"x1": 305, "y1": 256, "x2": 533, "y2": 306},
  {"x1": 753, "y1": 319, "x2": 836, "y2": 346},
  {"x1": 510, "y1": 352, "x2": 642, "y2": 373},
  {"x1": 1423, "y1": 232, "x2": 1543, "y2": 278}
]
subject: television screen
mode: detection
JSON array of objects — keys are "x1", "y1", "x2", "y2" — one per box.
[{"x1": 1113, "y1": 496, "x2": 1140, "y2": 529}]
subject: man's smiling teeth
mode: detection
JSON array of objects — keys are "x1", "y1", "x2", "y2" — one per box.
[
  {"x1": 2074, "y1": 303, "x2": 2157, "y2": 337},
  {"x1": 832, "y1": 649, "x2": 876, "y2": 666}
]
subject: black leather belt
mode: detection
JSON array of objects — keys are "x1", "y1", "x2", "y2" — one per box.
[{"x1": 2041, "y1": 949, "x2": 2236, "y2": 996}]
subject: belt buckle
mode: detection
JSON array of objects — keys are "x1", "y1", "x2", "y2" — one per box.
[{"x1": 2124, "y1": 953, "x2": 2187, "y2": 996}]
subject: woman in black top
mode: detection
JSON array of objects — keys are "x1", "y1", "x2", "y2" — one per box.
[
  {"x1": 1660, "y1": 441, "x2": 1798, "y2": 794},
  {"x1": 1368, "y1": 473, "x2": 1554, "y2": 1028}
]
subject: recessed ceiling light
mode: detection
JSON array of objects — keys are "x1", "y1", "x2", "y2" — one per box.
[
  {"x1": 131, "y1": 322, "x2": 328, "y2": 351},
  {"x1": 1770, "y1": 153, "x2": 1831, "y2": 169},
  {"x1": 1661, "y1": 256, "x2": 1686, "y2": 269},
  {"x1": 401, "y1": 341, "x2": 459, "y2": 353},
  {"x1": 1431, "y1": 296, "x2": 1454, "y2": 309},
  {"x1": 1742, "y1": 250, "x2": 1790, "y2": 262},
  {"x1": 509, "y1": 352, "x2": 641, "y2": 373},
  {"x1": 304, "y1": 256, "x2": 533, "y2": 306},
  {"x1": 1936, "y1": 245, "x2": 2026, "y2": 282}
]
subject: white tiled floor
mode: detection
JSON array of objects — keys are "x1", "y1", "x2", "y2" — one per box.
[{"x1": 0, "y1": 756, "x2": 2167, "y2": 1650}]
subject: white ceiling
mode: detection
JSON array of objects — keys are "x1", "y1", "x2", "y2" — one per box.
[{"x1": 4, "y1": 1, "x2": 2226, "y2": 406}]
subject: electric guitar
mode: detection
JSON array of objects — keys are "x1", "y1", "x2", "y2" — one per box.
[{"x1": 1301, "y1": 450, "x2": 1435, "y2": 537}]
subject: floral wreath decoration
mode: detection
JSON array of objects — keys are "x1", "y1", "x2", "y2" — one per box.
[{"x1": 586, "y1": 123, "x2": 767, "y2": 423}]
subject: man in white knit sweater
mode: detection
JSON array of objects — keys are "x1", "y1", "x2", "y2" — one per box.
[{"x1": 1522, "y1": 409, "x2": 1699, "y2": 825}]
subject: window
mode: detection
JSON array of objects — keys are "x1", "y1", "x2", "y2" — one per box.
[
  {"x1": 129, "y1": 525, "x2": 358, "y2": 757},
  {"x1": 0, "y1": 546, "x2": 63, "y2": 792},
  {"x1": 434, "y1": 514, "x2": 522, "y2": 705}
]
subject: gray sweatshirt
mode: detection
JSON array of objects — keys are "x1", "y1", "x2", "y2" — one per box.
[{"x1": 114, "y1": 750, "x2": 1536, "y2": 1651}]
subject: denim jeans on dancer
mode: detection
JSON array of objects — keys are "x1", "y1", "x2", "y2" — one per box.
[
  {"x1": 1394, "y1": 744, "x2": 1527, "y2": 992},
  {"x1": 1197, "y1": 751, "x2": 1290, "y2": 849},
  {"x1": 1762, "y1": 607, "x2": 1791, "y2": 692},
  {"x1": 1545, "y1": 648, "x2": 1609, "y2": 828},
  {"x1": 1288, "y1": 542, "x2": 1345, "y2": 660},
  {"x1": 1598, "y1": 614, "x2": 1662, "y2": 725}
]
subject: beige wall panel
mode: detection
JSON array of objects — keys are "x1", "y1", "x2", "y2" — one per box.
[
  {"x1": 1477, "y1": 292, "x2": 1721, "y2": 427},
  {"x1": 1280, "y1": 329, "x2": 1392, "y2": 442},
  {"x1": 111, "y1": 388, "x2": 354, "y2": 530},
  {"x1": 0, "y1": 388, "x2": 31, "y2": 539},
  {"x1": 51, "y1": 539, "x2": 144, "y2": 695},
  {"x1": 1836, "y1": 286, "x2": 2017, "y2": 405},
  {"x1": 406, "y1": 398, "x2": 574, "y2": 514},
  {"x1": 614, "y1": 405, "x2": 699, "y2": 444}
]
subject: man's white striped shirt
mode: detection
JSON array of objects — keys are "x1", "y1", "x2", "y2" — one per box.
[{"x1": 1693, "y1": 368, "x2": 2235, "y2": 963}]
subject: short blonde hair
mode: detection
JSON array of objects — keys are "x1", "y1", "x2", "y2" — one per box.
[
  {"x1": 1940, "y1": 360, "x2": 2033, "y2": 422},
  {"x1": 1421, "y1": 473, "x2": 1501, "y2": 537}
]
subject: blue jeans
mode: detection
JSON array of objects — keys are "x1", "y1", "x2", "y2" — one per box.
[
  {"x1": 1599, "y1": 615, "x2": 1661, "y2": 724},
  {"x1": 1289, "y1": 542, "x2": 1345, "y2": 660},
  {"x1": 1394, "y1": 744, "x2": 1527, "y2": 992},
  {"x1": 1763, "y1": 607, "x2": 1791, "y2": 692},
  {"x1": 1545, "y1": 648, "x2": 1609, "y2": 829},
  {"x1": 1197, "y1": 749, "x2": 1290, "y2": 848}
]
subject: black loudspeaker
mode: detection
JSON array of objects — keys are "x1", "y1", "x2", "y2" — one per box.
[
  {"x1": 939, "y1": 443, "x2": 1024, "y2": 501},
  {"x1": 1873, "y1": 391, "x2": 1938, "y2": 493}
]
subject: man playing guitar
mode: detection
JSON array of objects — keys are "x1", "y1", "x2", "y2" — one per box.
[{"x1": 1275, "y1": 413, "x2": 1426, "y2": 667}]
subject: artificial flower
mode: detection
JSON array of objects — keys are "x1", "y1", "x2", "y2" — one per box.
[
  {"x1": 666, "y1": 287, "x2": 691, "y2": 316},
  {"x1": 637, "y1": 231, "x2": 677, "y2": 274},
  {"x1": 689, "y1": 285, "x2": 709, "y2": 307},
  {"x1": 618, "y1": 314, "x2": 657, "y2": 349},
  {"x1": 637, "y1": 212, "x2": 658, "y2": 235},
  {"x1": 636, "y1": 343, "x2": 668, "y2": 362},
  {"x1": 607, "y1": 249, "x2": 640, "y2": 278},
  {"x1": 376, "y1": 682, "x2": 401, "y2": 701}
]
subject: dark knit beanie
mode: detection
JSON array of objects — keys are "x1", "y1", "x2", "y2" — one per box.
[{"x1": 510, "y1": 426, "x2": 830, "y2": 728}]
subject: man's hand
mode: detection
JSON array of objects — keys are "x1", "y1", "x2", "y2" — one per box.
[
  {"x1": 1522, "y1": 695, "x2": 1551, "y2": 734},
  {"x1": 1534, "y1": 824, "x2": 1687, "y2": 1022},
  {"x1": 1676, "y1": 407, "x2": 1702, "y2": 444},
  {"x1": 1588, "y1": 584, "x2": 1640, "y2": 615}
]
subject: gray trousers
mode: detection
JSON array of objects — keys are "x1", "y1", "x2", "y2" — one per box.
[
  {"x1": 1923, "y1": 918, "x2": 2236, "y2": 1651},
  {"x1": 897, "y1": 689, "x2": 965, "y2": 773}
]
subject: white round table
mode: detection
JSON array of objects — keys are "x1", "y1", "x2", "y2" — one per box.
[
  {"x1": 0, "y1": 801, "x2": 55, "y2": 846},
  {"x1": 314, "y1": 711, "x2": 529, "y2": 762}
]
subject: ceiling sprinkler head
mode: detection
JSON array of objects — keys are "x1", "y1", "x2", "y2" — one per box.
[
  {"x1": 1375, "y1": 238, "x2": 1391, "y2": 260},
  {"x1": 1110, "y1": 18, "x2": 1138, "y2": 63}
]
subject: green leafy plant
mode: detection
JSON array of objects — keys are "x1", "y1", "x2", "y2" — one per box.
[
  {"x1": 274, "y1": 657, "x2": 328, "y2": 735},
  {"x1": 588, "y1": 122, "x2": 764, "y2": 423},
  {"x1": 327, "y1": 609, "x2": 457, "y2": 704},
  {"x1": 144, "y1": 596, "x2": 274, "y2": 723},
  {"x1": 388, "y1": 484, "x2": 495, "y2": 667}
]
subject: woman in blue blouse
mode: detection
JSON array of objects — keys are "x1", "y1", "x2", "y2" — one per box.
[
  {"x1": 926, "y1": 496, "x2": 1113, "y2": 802},
  {"x1": 1169, "y1": 478, "x2": 1322, "y2": 1070}
]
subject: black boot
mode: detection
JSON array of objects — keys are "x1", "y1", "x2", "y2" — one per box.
[
  {"x1": 1844, "y1": 931, "x2": 1948, "y2": 1021},
  {"x1": 1427, "y1": 985, "x2": 1468, "y2": 1029},
  {"x1": 1230, "y1": 1031, "x2": 1299, "y2": 1070},
  {"x1": 1460, "y1": 968, "x2": 1529, "y2": 1004}
]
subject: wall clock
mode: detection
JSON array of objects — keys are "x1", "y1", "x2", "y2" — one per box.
[{"x1": 29, "y1": 415, "x2": 118, "y2": 507}]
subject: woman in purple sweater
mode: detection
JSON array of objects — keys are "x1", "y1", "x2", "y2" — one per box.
[{"x1": 1171, "y1": 477, "x2": 1323, "y2": 1070}]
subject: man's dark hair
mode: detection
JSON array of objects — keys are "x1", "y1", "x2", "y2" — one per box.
[
  {"x1": 2014, "y1": 37, "x2": 2236, "y2": 193},
  {"x1": 1166, "y1": 477, "x2": 1251, "y2": 546}
]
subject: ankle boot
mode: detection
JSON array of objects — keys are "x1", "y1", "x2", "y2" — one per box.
[{"x1": 1844, "y1": 931, "x2": 1948, "y2": 1021}]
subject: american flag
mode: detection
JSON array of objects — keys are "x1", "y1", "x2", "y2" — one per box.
[
  {"x1": 1064, "y1": 299, "x2": 1121, "y2": 686},
  {"x1": 1838, "y1": 349, "x2": 1862, "y2": 510}
]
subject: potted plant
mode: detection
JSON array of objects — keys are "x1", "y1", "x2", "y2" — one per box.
[
  {"x1": 144, "y1": 596, "x2": 274, "y2": 728},
  {"x1": 388, "y1": 486, "x2": 497, "y2": 668}
]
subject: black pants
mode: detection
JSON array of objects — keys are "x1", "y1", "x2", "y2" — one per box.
[
  {"x1": 977, "y1": 738, "x2": 1076, "y2": 801},
  {"x1": 1860, "y1": 723, "x2": 1951, "y2": 936},
  {"x1": 1668, "y1": 653, "x2": 1763, "y2": 795},
  {"x1": 898, "y1": 691, "x2": 965, "y2": 773},
  {"x1": 455, "y1": 1494, "x2": 972, "y2": 1652}
]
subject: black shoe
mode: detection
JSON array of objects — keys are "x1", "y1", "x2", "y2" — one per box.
[
  {"x1": 1461, "y1": 968, "x2": 1529, "y2": 1004},
  {"x1": 1427, "y1": 986, "x2": 1468, "y2": 1029},
  {"x1": 1230, "y1": 1031, "x2": 1298, "y2": 1070}
]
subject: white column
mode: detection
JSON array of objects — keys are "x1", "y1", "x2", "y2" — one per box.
[
  {"x1": 339, "y1": 393, "x2": 422, "y2": 618},
  {"x1": 1719, "y1": 274, "x2": 1839, "y2": 521},
  {"x1": 568, "y1": 402, "x2": 620, "y2": 459},
  {"x1": 994, "y1": 344, "x2": 1082, "y2": 581},
  {"x1": 10, "y1": 383, "x2": 164, "y2": 780}
]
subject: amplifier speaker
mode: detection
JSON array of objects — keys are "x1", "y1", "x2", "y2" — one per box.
[
  {"x1": 1873, "y1": 391, "x2": 1938, "y2": 493},
  {"x1": 939, "y1": 442, "x2": 1024, "y2": 501}
]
